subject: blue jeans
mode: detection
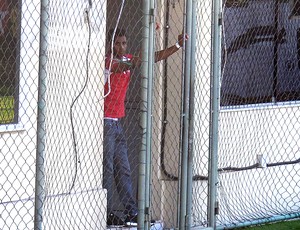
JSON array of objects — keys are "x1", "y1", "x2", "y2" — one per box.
[{"x1": 103, "y1": 119, "x2": 138, "y2": 215}]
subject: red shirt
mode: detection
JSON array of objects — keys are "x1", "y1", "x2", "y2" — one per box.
[{"x1": 104, "y1": 54, "x2": 133, "y2": 118}]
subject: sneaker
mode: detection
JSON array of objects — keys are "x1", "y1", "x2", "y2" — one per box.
[
  {"x1": 125, "y1": 214, "x2": 156, "y2": 227},
  {"x1": 150, "y1": 219, "x2": 156, "y2": 226},
  {"x1": 107, "y1": 212, "x2": 124, "y2": 227},
  {"x1": 125, "y1": 214, "x2": 138, "y2": 227}
]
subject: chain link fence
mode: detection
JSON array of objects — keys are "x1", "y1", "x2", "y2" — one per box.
[
  {"x1": 151, "y1": 1, "x2": 187, "y2": 228},
  {"x1": 0, "y1": 0, "x2": 37, "y2": 229},
  {"x1": 218, "y1": 0, "x2": 300, "y2": 228},
  {"x1": 1, "y1": 0, "x2": 300, "y2": 229},
  {"x1": 41, "y1": 0, "x2": 106, "y2": 229}
]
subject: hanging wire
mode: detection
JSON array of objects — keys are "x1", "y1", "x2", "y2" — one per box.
[
  {"x1": 69, "y1": 6, "x2": 92, "y2": 193},
  {"x1": 104, "y1": 0, "x2": 126, "y2": 98}
]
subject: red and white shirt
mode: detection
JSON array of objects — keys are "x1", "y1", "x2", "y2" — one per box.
[{"x1": 104, "y1": 53, "x2": 133, "y2": 118}]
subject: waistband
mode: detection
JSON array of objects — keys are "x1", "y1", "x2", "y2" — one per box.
[{"x1": 104, "y1": 117, "x2": 119, "y2": 121}]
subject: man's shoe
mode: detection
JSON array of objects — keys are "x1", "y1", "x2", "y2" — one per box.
[
  {"x1": 107, "y1": 212, "x2": 124, "y2": 227},
  {"x1": 125, "y1": 214, "x2": 138, "y2": 227},
  {"x1": 125, "y1": 214, "x2": 156, "y2": 227}
]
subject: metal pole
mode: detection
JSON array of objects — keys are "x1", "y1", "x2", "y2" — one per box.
[
  {"x1": 208, "y1": 0, "x2": 222, "y2": 227},
  {"x1": 186, "y1": 0, "x2": 197, "y2": 228},
  {"x1": 144, "y1": 0, "x2": 156, "y2": 228},
  {"x1": 138, "y1": 0, "x2": 151, "y2": 229},
  {"x1": 179, "y1": 0, "x2": 193, "y2": 229},
  {"x1": 34, "y1": 0, "x2": 48, "y2": 229},
  {"x1": 272, "y1": 0, "x2": 279, "y2": 102}
]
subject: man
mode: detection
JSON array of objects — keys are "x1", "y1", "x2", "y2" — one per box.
[{"x1": 103, "y1": 27, "x2": 188, "y2": 227}]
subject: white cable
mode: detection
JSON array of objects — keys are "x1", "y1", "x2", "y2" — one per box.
[{"x1": 104, "y1": 0, "x2": 126, "y2": 98}]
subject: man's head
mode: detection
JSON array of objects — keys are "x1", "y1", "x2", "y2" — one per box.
[{"x1": 107, "y1": 28, "x2": 127, "y2": 57}]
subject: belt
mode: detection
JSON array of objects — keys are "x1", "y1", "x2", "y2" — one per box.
[{"x1": 104, "y1": 117, "x2": 119, "y2": 121}]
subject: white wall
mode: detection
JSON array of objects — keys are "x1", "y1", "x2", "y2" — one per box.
[
  {"x1": 217, "y1": 105, "x2": 300, "y2": 225},
  {"x1": 42, "y1": 1, "x2": 107, "y2": 229},
  {"x1": 0, "y1": 1, "x2": 40, "y2": 229},
  {"x1": 0, "y1": 1, "x2": 108, "y2": 229}
]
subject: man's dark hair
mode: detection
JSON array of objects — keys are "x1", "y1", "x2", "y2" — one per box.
[{"x1": 107, "y1": 28, "x2": 126, "y2": 44}]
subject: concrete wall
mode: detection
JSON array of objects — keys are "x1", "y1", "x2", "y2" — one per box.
[
  {"x1": 0, "y1": 1, "x2": 108, "y2": 229},
  {"x1": 42, "y1": 1, "x2": 107, "y2": 229},
  {"x1": 0, "y1": 1, "x2": 40, "y2": 229}
]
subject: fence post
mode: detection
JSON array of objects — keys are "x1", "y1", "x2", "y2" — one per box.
[
  {"x1": 138, "y1": 0, "x2": 153, "y2": 229},
  {"x1": 186, "y1": 0, "x2": 197, "y2": 228},
  {"x1": 145, "y1": 0, "x2": 156, "y2": 227},
  {"x1": 34, "y1": 0, "x2": 48, "y2": 229},
  {"x1": 208, "y1": 0, "x2": 222, "y2": 227},
  {"x1": 179, "y1": 0, "x2": 193, "y2": 229}
]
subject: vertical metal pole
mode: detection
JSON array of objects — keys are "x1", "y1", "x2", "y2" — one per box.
[
  {"x1": 208, "y1": 0, "x2": 222, "y2": 227},
  {"x1": 186, "y1": 0, "x2": 197, "y2": 228},
  {"x1": 272, "y1": 0, "x2": 279, "y2": 102},
  {"x1": 144, "y1": 0, "x2": 156, "y2": 228},
  {"x1": 179, "y1": 0, "x2": 193, "y2": 229},
  {"x1": 34, "y1": 0, "x2": 48, "y2": 229},
  {"x1": 138, "y1": 0, "x2": 151, "y2": 229}
]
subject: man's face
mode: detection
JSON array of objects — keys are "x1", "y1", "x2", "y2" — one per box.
[{"x1": 113, "y1": 35, "x2": 127, "y2": 57}]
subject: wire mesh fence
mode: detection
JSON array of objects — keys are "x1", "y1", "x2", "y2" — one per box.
[
  {"x1": 42, "y1": 1, "x2": 106, "y2": 229},
  {"x1": 151, "y1": 0, "x2": 186, "y2": 228},
  {"x1": 0, "y1": 0, "x2": 37, "y2": 229},
  {"x1": 218, "y1": 0, "x2": 300, "y2": 228},
  {"x1": 191, "y1": 0, "x2": 213, "y2": 227},
  {"x1": 1, "y1": 0, "x2": 300, "y2": 229}
]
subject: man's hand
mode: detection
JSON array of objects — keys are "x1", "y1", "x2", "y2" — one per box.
[
  {"x1": 178, "y1": 33, "x2": 189, "y2": 47},
  {"x1": 131, "y1": 50, "x2": 142, "y2": 67}
]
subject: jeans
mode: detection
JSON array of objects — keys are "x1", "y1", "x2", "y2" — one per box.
[{"x1": 103, "y1": 119, "x2": 138, "y2": 215}]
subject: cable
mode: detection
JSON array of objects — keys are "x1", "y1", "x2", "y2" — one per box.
[
  {"x1": 160, "y1": 0, "x2": 179, "y2": 181},
  {"x1": 69, "y1": 7, "x2": 92, "y2": 193},
  {"x1": 217, "y1": 157, "x2": 300, "y2": 173},
  {"x1": 104, "y1": 0, "x2": 126, "y2": 98},
  {"x1": 267, "y1": 157, "x2": 300, "y2": 167}
]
